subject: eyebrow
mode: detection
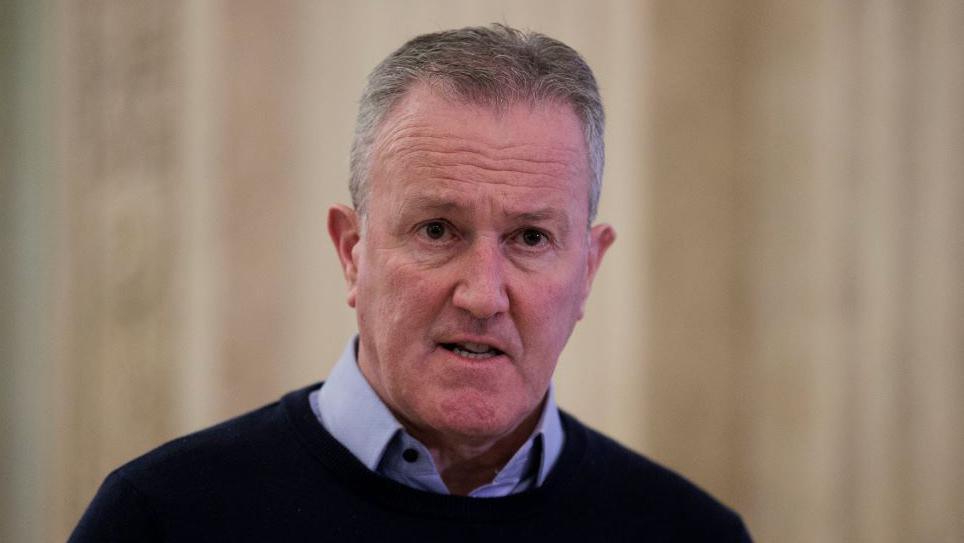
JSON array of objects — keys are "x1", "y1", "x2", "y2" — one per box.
[
  {"x1": 399, "y1": 195, "x2": 461, "y2": 215},
  {"x1": 514, "y1": 209, "x2": 565, "y2": 224}
]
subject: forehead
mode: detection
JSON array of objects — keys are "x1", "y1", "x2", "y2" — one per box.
[{"x1": 368, "y1": 85, "x2": 590, "y2": 212}]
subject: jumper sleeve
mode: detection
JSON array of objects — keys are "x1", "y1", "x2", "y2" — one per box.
[{"x1": 69, "y1": 470, "x2": 161, "y2": 543}]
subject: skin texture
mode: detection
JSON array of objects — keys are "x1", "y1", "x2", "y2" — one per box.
[{"x1": 329, "y1": 84, "x2": 615, "y2": 495}]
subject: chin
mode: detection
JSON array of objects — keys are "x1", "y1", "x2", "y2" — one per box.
[{"x1": 430, "y1": 392, "x2": 528, "y2": 440}]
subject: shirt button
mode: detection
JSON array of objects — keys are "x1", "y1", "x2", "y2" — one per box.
[{"x1": 402, "y1": 448, "x2": 419, "y2": 463}]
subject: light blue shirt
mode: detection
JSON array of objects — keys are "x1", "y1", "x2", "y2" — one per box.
[{"x1": 309, "y1": 337, "x2": 565, "y2": 497}]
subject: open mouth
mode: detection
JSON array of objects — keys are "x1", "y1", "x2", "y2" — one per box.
[{"x1": 440, "y1": 342, "x2": 504, "y2": 360}]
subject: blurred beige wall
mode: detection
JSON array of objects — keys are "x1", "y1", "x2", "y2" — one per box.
[{"x1": 3, "y1": 1, "x2": 962, "y2": 541}]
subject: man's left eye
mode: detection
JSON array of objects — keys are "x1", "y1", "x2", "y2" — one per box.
[{"x1": 519, "y1": 229, "x2": 547, "y2": 247}]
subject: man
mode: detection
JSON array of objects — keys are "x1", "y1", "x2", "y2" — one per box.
[{"x1": 72, "y1": 24, "x2": 751, "y2": 541}]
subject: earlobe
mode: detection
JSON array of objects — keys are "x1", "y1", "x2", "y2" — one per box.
[{"x1": 327, "y1": 204, "x2": 362, "y2": 308}]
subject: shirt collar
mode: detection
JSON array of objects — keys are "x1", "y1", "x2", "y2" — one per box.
[
  {"x1": 312, "y1": 336, "x2": 565, "y2": 492},
  {"x1": 314, "y1": 337, "x2": 402, "y2": 471}
]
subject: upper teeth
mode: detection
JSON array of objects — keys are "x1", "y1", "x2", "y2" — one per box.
[{"x1": 458, "y1": 342, "x2": 491, "y2": 354}]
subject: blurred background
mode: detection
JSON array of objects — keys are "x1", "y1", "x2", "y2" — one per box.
[{"x1": 2, "y1": 1, "x2": 962, "y2": 541}]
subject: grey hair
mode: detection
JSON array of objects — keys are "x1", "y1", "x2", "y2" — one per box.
[{"x1": 349, "y1": 23, "x2": 605, "y2": 224}]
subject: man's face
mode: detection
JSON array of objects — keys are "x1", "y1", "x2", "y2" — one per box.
[{"x1": 329, "y1": 85, "x2": 613, "y2": 444}]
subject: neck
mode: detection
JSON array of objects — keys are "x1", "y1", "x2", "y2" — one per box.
[{"x1": 403, "y1": 402, "x2": 545, "y2": 496}]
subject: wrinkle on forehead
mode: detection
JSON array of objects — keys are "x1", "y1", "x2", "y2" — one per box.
[
  {"x1": 405, "y1": 173, "x2": 570, "y2": 195},
  {"x1": 382, "y1": 128, "x2": 584, "y2": 180},
  {"x1": 384, "y1": 125, "x2": 582, "y2": 162},
  {"x1": 373, "y1": 123, "x2": 587, "y2": 196},
  {"x1": 401, "y1": 144, "x2": 578, "y2": 185}
]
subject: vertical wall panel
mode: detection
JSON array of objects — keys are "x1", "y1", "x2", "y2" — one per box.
[
  {"x1": 214, "y1": 0, "x2": 304, "y2": 417},
  {"x1": 57, "y1": 0, "x2": 182, "y2": 539},
  {"x1": 641, "y1": 0, "x2": 745, "y2": 504},
  {"x1": 733, "y1": 2, "x2": 831, "y2": 539},
  {"x1": 851, "y1": 2, "x2": 909, "y2": 540},
  {"x1": 906, "y1": 1, "x2": 964, "y2": 539},
  {"x1": 2, "y1": 2, "x2": 64, "y2": 541},
  {"x1": 175, "y1": 0, "x2": 222, "y2": 431}
]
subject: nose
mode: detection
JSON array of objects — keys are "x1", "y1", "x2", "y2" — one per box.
[{"x1": 451, "y1": 238, "x2": 510, "y2": 320}]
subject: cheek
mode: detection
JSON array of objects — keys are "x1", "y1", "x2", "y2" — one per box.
[
  {"x1": 516, "y1": 274, "x2": 585, "y2": 348},
  {"x1": 360, "y1": 257, "x2": 448, "y2": 333}
]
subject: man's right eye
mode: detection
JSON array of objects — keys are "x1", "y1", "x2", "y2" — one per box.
[{"x1": 422, "y1": 221, "x2": 448, "y2": 240}]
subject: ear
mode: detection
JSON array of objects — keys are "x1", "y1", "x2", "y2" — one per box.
[
  {"x1": 327, "y1": 204, "x2": 362, "y2": 308},
  {"x1": 578, "y1": 223, "x2": 616, "y2": 319}
]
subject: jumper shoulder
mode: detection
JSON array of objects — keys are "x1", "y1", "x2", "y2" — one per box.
[
  {"x1": 69, "y1": 384, "x2": 318, "y2": 542},
  {"x1": 558, "y1": 411, "x2": 753, "y2": 541},
  {"x1": 114, "y1": 397, "x2": 290, "y2": 488}
]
